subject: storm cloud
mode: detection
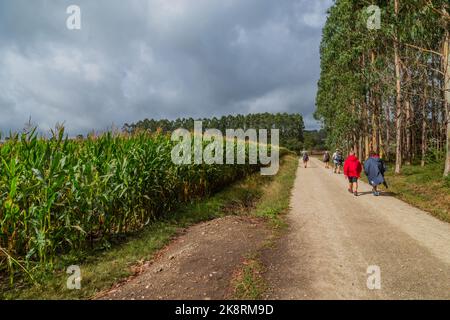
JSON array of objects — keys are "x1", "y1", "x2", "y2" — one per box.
[{"x1": 0, "y1": 0, "x2": 331, "y2": 135}]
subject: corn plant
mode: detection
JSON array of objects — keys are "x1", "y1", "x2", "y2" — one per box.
[{"x1": 0, "y1": 127, "x2": 284, "y2": 282}]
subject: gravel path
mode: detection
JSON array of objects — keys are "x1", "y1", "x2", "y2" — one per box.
[{"x1": 264, "y1": 157, "x2": 450, "y2": 299}]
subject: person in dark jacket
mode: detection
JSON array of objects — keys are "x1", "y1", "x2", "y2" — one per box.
[
  {"x1": 364, "y1": 151, "x2": 386, "y2": 196},
  {"x1": 343, "y1": 151, "x2": 362, "y2": 196},
  {"x1": 302, "y1": 151, "x2": 310, "y2": 168}
]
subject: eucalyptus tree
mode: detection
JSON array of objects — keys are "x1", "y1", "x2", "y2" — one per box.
[
  {"x1": 125, "y1": 113, "x2": 305, "y2": 153},
  {"x1": 316, "y1": 0, "x2": 449, "y2": 176}
]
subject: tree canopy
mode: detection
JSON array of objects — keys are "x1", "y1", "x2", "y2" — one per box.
[
  {"x1": 124, "y1": 112, "x2": 305, "y2": 153},
  {"x1": 315, "y1": 0, "x2": 449, "y2": 176}
]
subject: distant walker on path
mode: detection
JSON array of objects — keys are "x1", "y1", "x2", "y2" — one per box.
[
  {"x1": 332, "y1": 149, "x2": 343, "y2": 174},
  {"x1": 302, "y1": 151, "x2": 310, "y2": 168},
  {"x1": 323, "y1": 151, "x2": 330, "y2": 169}
]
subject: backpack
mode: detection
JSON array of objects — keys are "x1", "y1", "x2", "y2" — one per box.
[
  {"x1": 379, "y1": 159, "x2": 387, "y2": 175},
  {"x1": 323, "y1": 153, "x2": 330, "y2": 162},
  {"x1": 335, "y1": 153, "x2": 343, "y2": 163}
]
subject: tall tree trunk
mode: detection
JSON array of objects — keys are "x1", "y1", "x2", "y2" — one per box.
[
  {"x1": 379, "y1": 119, "x2": 384, "y2": 158},
  {"x1": 431, "y1": 66, "x2": 438, "y2": 141},
  {"x1": 421, "y1": 86, "x2": 427, "y2": 167},
  {"x1": 353, "y1": 134, "x2": 358, "y2": 155},
  {"x1": 385, "y1": 100, "x2": 391, "y2": 161},
  {"x1": 394, "y1": 0, "x2": 403, "y2": 174},
  {"x1": 443, "y1": 29, "x2": 450, "y2": 176},
  {"x1": 371, "y1": 51, "x2": 380, "y2": 154},
  {"x1": 361, "y1": 54, "x2": 370, "y2": 160},
  {"x1": 371, "y1": 96, "x2": 380, "y2": 154},
  {"x1": 405, "y1": 98, "x2": 412, "y2": 165},
  {"x1": 358, "y1": 135, "x2": 363, "y2": 161}
]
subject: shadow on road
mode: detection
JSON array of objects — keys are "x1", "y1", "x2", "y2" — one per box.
[{"x1": 357, "y1": 191, "x2": 397, "y2": 197}]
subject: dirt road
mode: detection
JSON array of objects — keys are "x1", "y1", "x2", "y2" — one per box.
[
  {"x1": 97, "y1": 216, "x2": 271, "y2": 300},
  {"x1": 264, "y1": 157, "x2": 450, "y2": 299}
]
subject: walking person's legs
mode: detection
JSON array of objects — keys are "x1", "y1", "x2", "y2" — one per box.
[
  {"x1": 348, "y1": 177, "x2": 358, "y2": 196},
  {"x1": 353, "y1": 180, "x2": 358, "y2": 196},
  {"x1": 372, "y1": 184, "x2": 380, "y2": 196}
]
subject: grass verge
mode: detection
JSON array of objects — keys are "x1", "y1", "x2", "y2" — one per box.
[
  {"x1": 381, "y1": 162, "x2": 450, "y2": 223},
  {"x1": 252, "y1": 154, "x2": 298, "y2": 227},
  {"x1": 1, "y1": 154, "x2": 298, "y2": 299},
  {"x1": 230, "y1": 254, "x2": 266, "y2": 300},
  {"x1": 312, "y1": 155, "x2": 449, "y2": 221},
  {"x1": 229, "y1": 154, "x2": 298, "y2": 299}
]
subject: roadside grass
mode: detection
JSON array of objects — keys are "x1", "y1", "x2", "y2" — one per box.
[
  {"x1": 230, "y1": 254, "x2": 266, "y2": 300},
  {"x1": 315, "y1": 154, "x2": 449, "y2": 223},
  {"x1": 1, "y1": 154, "x2": 298, "y2": 300},
  {"x1": 229, "y1": 154, "x2": 298, "y2": 299},
  {"x1": 252, "y1": 154, "x2": 298, "y2": 228},
  {"x1": 382, "y1": 162, "x2": 450, "y2": 223}
]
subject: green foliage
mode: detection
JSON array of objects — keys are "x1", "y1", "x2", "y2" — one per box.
[
  {"x1": 124, "y1": 112, "x2": 305, "y2": 153},
  {"x1": 425, "y1": 146, "x2": 446, "y2": 164},
  {"x1": 315, "y1": 0, "x2": 448, "y2": 159},
  {"x1": 1, "y1": 154, "x2": 298, "y2": 299},
  {"x1": 444, "y1": 175, "x2": 450, "y2": 189},
  {"x1": 383, "y1": 161, "x2": 449, "y2": 222},
  {"x1": 303, "y1": 130, "x2": 327, "y2": 151}
]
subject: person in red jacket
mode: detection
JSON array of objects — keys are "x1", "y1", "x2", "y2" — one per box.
[{"x1": 343, "y1": 150, "x2": 362, "y2": 196}]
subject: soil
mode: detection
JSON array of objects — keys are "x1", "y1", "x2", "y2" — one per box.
[
  {"x1": 97, "y1": 157, "x2": 450, "y2": 300},
  {"x1": 263, "y1": 157, "x2": 450, "y2": 299},
  {"x1": 96, "y1": 215, "x2": 271, "y2": 300}
]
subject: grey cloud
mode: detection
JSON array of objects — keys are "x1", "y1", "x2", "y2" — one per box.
[{"x1": 0, "y1": 0, "x2": 332, "y2": 134}]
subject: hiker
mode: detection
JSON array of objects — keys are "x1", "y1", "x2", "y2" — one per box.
[
  {"x1": 343, "y1": 151, "x2": 362, "y2": 196},
  {"x1": 323, "y1": 151, "x2": 330, "y2": 169},
  {"x1": 332, "y1": 149, "x2": 343, "y2": 174},
  {"x1": 302, "y1": 151, "x2": 310, "y2": 168},
  {"x1": 364, "y1": 150, "x2": 387, "y2": 196}
]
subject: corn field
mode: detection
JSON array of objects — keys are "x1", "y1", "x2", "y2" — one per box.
[{"x1": 0, "y1": 128, "x2": 275, "y2": 282}]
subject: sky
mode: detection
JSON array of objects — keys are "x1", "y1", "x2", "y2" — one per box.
[{"x1": 0, "y1": 0, "x2": 332, "y2": 135}]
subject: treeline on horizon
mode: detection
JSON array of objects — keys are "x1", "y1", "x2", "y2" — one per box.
[
  {"x1": 124, "y1": 112, "x2": 306, "y2": 153},
  {"x1": 315, "y1": 0, "x2": 449, "y2": 176}
]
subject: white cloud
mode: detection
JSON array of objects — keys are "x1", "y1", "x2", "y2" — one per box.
[{"x1": 297, "y1": 0, "x2": 329, "y2": 28}]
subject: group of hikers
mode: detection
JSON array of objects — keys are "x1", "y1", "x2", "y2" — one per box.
[{"x1": 301, "y1": 149, "x2": 387, "y2": 197}]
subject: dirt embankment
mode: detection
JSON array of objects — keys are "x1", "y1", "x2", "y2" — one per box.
[
  {"x1": 263, "y1": 157, "x2": 450, "y2": 299},
  {"x1": 96, "y1": 216, "x2": 271, "y2": 300}
]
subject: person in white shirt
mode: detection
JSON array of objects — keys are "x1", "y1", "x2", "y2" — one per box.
[{"x1": 332, "y1": 149, "x2": 343, "y2": 174}]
